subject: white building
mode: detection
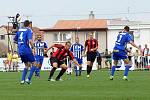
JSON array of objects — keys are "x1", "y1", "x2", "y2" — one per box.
[{"x1": 107, "y1": 20, "x2": 150, "y2": 51}]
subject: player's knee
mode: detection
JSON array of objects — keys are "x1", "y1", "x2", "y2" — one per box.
[
  {"x1": 61, "y1": 64, "x2": 67, "y2": 70},
  {"x1": 52, "y1": 63, "x2": 58, "y2": 68},
  {"x1": 24, "y1": 63, "x2": 30, "y2": 68},
  {"x1": 87, "y1": 61, "x2": 91, "y2": 65},
  {"x1": 124, "y1": 59, "x2": 129, "y2": 64},
  {"x1": 32, "y1": 61, "x2": 37, "y2": 66}
]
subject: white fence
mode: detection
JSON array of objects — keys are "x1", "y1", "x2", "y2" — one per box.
[{"x1": 0, "y1": 56, "x2": 150, "y2": 71}]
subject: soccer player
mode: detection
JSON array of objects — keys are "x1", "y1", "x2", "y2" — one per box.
[
  {"x1": 34, "y1": 34, "x2": 48, "y2": 77},
  {"x1": 110, "y1": 26, "x2": 142, "y2": 80},
  {"x1": 47, "y1": 41, "x2": 81, "y2": 81},
  {"x1": 70, "y1": 37, "x2": 84, "y2": 76},
  {"x1": 84, "y1": 33, "x2": 98, "y2": 78},
  {"x1": 14, "y1": 20, "x2": 37, "y2": 84}
]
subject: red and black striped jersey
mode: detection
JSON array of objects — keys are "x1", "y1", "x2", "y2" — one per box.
[
  {"x1": 85, "y1": 39, "x2": 98, "y2": 52},
  {"x1": 51, "y1": 44, "x2": 74, "y2": 61}
]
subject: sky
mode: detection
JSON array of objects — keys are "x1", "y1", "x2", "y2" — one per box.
[{"x1": 1, "y1": 0, "x2": 150, "y2": 28}]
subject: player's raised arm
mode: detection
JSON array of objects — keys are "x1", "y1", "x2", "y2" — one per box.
[
  {"x1": 46, "y1": 45, "x2": 54, "y2": 53},
  {"x1": 68, "y1": 51, "x2": 81, "y2": 67},
  {"x1": 72, "y1": 59, "x2": 81, "y2": 67},
  {"x1": 46, "y1": 44, "x2": 63, "y2": 53}
]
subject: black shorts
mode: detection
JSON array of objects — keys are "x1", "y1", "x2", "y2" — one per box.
[
  {"x1": 50, "y1": 57, "x2": 65, "y2": 67},
  {"x1": 87, "y1": 52, "x2": 97, "y2": 62}
]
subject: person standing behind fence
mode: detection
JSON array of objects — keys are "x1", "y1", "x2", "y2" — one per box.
[
  {"x1": 104, "y1": 49, "x2": 112, "y2": 69},
  {"x1": 12, "y1": 51, "x2": 19, "y2": 72},
  {"x1": 97, "y1": 51, "x2": 102, "y2": 70},
  {"x1": 143, "y1": 44, "x2": 149, "y2": 68},
  {"x1": 7, "y1": 50, "x2": 12, "y2": 72},
  {"x1": 84, "y1": 33, "x2": 98, "y2": 78},
  {"x1": 134, "y1": 50, "x2": 141, "y2": 69},
  {"x1": 70, "y1": 37, "x2": 84, "y2": 76}
]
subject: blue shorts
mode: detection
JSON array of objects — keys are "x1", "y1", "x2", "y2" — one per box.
[
  {"x1": 112, "y1": 49, "x2": 128, "y2": 60},
  {"x1": 75, "y1": 58, "x2": 83, "y2": 65},
  {"x1": 35, "y1": 56, "x2": 44, "y2": 65},
  {"x1": 20, "y1": 54, "x2": 35, "y2": 63}
]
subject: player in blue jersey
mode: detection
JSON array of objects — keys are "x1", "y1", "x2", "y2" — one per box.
[
  {"x1": 70, "y1": 37, "x2": 84, "y2": 76},
  {"x1": 34, "y1": 34, "x2": 47, "y2": 77},
  {"x1": 14, "y1": 20, "x2": 38, "y2": 84},
  {"x1": 110, "y1": 26, "x2": 142, "y2": 80}
]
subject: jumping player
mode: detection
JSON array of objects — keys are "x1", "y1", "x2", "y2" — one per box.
[
  {"x1": 47, "y1": 41, "x2": 81, "y2": 81},
  {"x1": 110, "y1": 26, "x2": 142, "y2": 80}
]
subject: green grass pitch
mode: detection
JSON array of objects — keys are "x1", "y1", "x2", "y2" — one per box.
[{"x1": 0, "y1": 70, "x2": 150, "y2": 100}]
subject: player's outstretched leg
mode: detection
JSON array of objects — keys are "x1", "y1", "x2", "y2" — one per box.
[
  {"x1": 110, "y1": 66, "x2": 116, "y2": 80},
  {"x1": 110, "y1": 66, "x2": 121, "y2": 80},
  {"x1": 26, "y1": 65, "x2": 36, "y2": 84},
  {"x1": 48, "y1": 67, "x2": 57, "y2": 81},
  {"x1": 56, "y1": 68, "x2": 67, "y2": 81},
  {"x1": 123, "y1": 65, "x2": 131, "y2": 81},
  {"x1": 87, "y1": 65, "x2": 92, "y2": 78},
  {"x1": 74, "y1": 66, "x2": 79, "y2": 76},
  {"x1": 21, "y1": 67, "x2": 28, "y2": 84},
  {"x1": 79, "y1": 67, "x2": 82, "y2": 76},
  {"x1": 35, "y1": 67, "x2": 41, "y2": 77}
]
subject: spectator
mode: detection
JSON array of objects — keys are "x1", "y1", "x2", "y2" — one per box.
[
  {"x1": 12, "y1": 51, "x2": 19, "y2": 72},
  {"x1": 127, "y1": 47, "x2": 134, "y2": 61},
  {"x1": 143, "y1": 44, "x2": 149, "y2": 68},
  {"x1": 97, "y1": 51, "x2": 102, "y2": 70},
  {"x1": 7, "y1": 50, "x2": 12, "y2": 71},
  {"x1": 134, "y1": 50, "x2": 141, "y2": 69},
  {"x1": 104, "y1": 49, "x2": 112, "y2": 68},
  {"x1": 137, "y1": 45, "x2": 143, "y2": 69}
]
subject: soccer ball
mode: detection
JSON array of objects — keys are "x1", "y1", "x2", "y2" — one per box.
[{"x1": 66, "y1": 68, "x2": 72, "y2": 75}]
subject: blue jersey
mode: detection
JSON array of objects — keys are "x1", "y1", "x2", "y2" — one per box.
[
  {"x1": 14, "y1": 28, "x2": 33, "y2": 55},
  {"x1": 34, "y1": 41, "x2": 47, "y2": 57},
  {"x1": 70, "y1": 43, "x2": 84, "y2": 60},
  {"x1": 114, "y1": 32, "x2": 132, "y2": 51}
]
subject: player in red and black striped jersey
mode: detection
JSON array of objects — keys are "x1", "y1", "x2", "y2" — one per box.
[
  {"x1": 84, "y1": 33, "x2": 98, "y2": 78},
  {"x1": 46, "y1": 41, "x2": 81, "y2": 81}
]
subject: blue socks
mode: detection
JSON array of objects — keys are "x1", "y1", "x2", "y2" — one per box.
[
  {"x1": 28, "y1": 66, "x2": 36, "y2": 81},
  {"x1": 124, "y1": 66, "x2": 131, "y2": 76},
  {"x1": 111, "y1": 66, "x2": 121, "y2": 76},
  {"x1": 111, "y1": 66, "x2": 116, "y2": 76},
  {"x1": 74, "y1": 66, "x2": 79, "y2": 76},
  {"x1": 22, "y1": 68, "x2": 28, "y2": 81},
  {"x1": 35, "y1": 67, "x2": 41, "y2": 76}
]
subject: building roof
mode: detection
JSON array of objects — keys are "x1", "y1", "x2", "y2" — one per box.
[
  {"x1": 0, "y1": 25, "x2": 44, "y2": 35},
  {"x1": 40, "y1": 19, "x2": 108, "y2": 31}
]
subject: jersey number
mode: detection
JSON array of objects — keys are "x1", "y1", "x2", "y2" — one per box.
[
  {"x1": 117, "y1": 34, "x2": 123, "y2": 42},
  {"x1": 19, "y1": 32, "x2": 24, "y2": 41}
]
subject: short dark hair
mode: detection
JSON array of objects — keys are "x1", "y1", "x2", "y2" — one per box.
[
  {"x1": 124, "y1": 26, "x2": 130, "y2": 32},
  {"x1": 24, "y1": 20, "x2": 30, "y2": 27},
  {"x1": 65, "y1": 41, "x2": 71, "y2": 45}
]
